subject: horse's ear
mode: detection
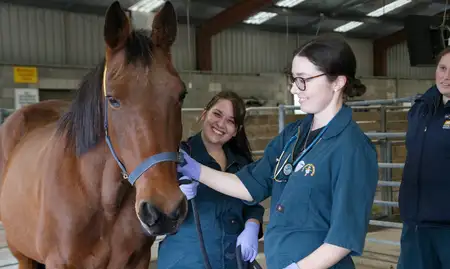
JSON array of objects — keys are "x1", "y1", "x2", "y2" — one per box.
[
  {"x1": 104, "y1": 1, "x2": 131, "y2": 55},
  {"x1": 151, "y1": 1, "x2": 178, "y2": 49}
]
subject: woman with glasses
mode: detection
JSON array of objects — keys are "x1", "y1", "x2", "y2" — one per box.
[{"x1": 177, "y1": 34, "x2": 379, "y2": 269}]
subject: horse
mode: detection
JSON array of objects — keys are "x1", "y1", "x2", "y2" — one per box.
[{"x1": 0, "y1": 1, "x2": 188, "y2": 268}]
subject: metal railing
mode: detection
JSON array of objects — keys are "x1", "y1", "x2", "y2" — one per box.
[
  {"x1": 250, "y1": 96, "x2": 417, "y2": 248},
  {"x1": 230, "y1": 95, "x2": 420, "y2": 246},
  {"x1": 0, "y1": 95, "x2": 419, "y2": 250},
  {"x1": 247, "y1": 96, "x2": 418, "y2": 248}
]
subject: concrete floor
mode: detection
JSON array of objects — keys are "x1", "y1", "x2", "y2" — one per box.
[{"x1": 0, "y1": 225, "x2": 397, "y2": 269}]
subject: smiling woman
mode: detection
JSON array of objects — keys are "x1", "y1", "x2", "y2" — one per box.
[
  {"x1": 397, "y1": 47, "x2": 450, "y2": 269},
  {"x1": 157, "y1": 91, "x2": 265, "y2": 269},
  {"x1": 435, "y1": 48, "x2": 450, "y2": 105},
  {"x1": 200, "y1": 91, "x2": 253, "y2": 163}
]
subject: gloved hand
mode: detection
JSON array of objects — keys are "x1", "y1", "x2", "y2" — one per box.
[
  {"x1": 177, "y1": 149, "x2": 201, "y2": 181},
  {"x1": 283, "y1": 263, "x2": 299, "y2": 269},
  {"x1": 179, "y1": 176, "x2": 199, "y2": 200},
  {"x1": 236, "y1": 221, "x2": 260, "y2": 262}
]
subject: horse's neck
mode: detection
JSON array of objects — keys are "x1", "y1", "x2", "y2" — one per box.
[
  {"x1": 100, "y1": 157, "x2": 133, "y2": 218},
  {"x1": 77, "y1": 144, "x2": 132, "y2": 218}
]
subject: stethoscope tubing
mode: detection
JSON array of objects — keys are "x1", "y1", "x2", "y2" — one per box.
[{"x1": 273, "y1": 125, "x2": 328, "y2": 179}]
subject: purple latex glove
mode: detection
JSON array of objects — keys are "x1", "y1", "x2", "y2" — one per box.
[
  {"x1": 283, "y1": 263, "x2": 299, "y2": 269},
  {"x1": 177, "y1": 149, "x2": 201, "y2": 181},
  {"x1": 179, "y1": 176, "x2": 199, "y2": 200},
  {"x1": 236, "y1": 221, "x2": 260, "y2": 262}
]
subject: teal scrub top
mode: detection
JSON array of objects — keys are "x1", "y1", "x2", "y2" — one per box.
[{"x1": 236, "y1": 105, "x2": 379, "y2": 269}]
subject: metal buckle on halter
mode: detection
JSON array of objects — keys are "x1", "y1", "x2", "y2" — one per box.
[{"x1": 177, "y1": 150, "x2": 185, "y2": 164}]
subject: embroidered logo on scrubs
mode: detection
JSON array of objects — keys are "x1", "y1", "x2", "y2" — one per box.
[
  {"x1": 294, "y1": 160, "x2": 305, "y2": 172},
  {"x1": 301, "y1": 163, "x2": 315, "y2": 176},
  {"x1": 443, "y1": 120, "x2": 450, "y2": 130}
]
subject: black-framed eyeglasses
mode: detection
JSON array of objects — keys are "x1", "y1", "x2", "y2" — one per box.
[{"x1": 289, "y1": 73, "x2": 326, "y2": 91}]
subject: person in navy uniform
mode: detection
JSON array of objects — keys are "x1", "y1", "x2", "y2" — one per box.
[
  {"x1": 397, "y1": 48, "x2": 450, "y2": 269},
  {"x1": 157, "y1": 91, "x2": 264, "y2": 269},
  {"x1": 176, "y1": 35, "x2": 379, "y2": 269}
]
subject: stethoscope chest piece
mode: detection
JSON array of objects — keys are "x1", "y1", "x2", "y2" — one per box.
[{"x1": 283, "y1": 163, "x2": 293, "y2": 176}]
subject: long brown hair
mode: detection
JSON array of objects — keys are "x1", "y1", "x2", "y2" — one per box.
[{"x1": 203, "y1": 91, "x2": 253, "y2": 162}]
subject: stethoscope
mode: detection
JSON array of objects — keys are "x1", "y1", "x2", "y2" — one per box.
[{"x1": 273, "y1": 124, "x2": 328, "y2": 182}]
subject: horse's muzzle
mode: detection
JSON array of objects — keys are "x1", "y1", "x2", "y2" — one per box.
[{"x1": 137, "y1": 198, "x2": 187, "y2": 236}]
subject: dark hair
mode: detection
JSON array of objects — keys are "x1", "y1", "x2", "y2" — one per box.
[
  {"x1": 292, "y1": 34, "x2": 366, "y2": 98},
  {"x1": 203, "y1": 91, "x2": 253, "y2": 162},
  {"x1": 436, "y1": 47, "x2": 450, "y2": 64}
]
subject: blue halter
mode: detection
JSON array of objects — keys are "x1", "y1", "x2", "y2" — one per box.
[{"x1": 102, "y1": 66, "x2": 181, "y2": 185}]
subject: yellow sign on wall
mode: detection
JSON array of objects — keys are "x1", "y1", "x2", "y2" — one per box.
[{"x1": 13, "y1": 66, "x2": 38, "y2": 84}]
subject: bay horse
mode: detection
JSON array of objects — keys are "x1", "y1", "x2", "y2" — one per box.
[{"x1": 0, "y1": 1, "x2": 188, "y2": 268}]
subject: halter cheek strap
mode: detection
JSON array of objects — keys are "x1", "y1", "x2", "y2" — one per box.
[{"x1": 102, "y1": 65, "x2": 181, "y2": 185}]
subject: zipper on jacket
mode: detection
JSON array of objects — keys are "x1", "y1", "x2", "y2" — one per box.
[
  {"x1": 415, "y1": 115, "x2": 429, "y2": 225},
  {"x1": 225, "y1": 161, "x2": 234, "y2": 171}
]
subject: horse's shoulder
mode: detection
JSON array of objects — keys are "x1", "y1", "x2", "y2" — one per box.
[
  {"x1": 19, "y1": 100, "x2": 69, "y2": 129},
  {"x1": 0, "y1": 100, "x2": 69, "y2": 164}
]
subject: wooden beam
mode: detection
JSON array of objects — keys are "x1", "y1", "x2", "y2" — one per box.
[{"x1": 373, "y1": 30, "x2": 406, "y2": 76}]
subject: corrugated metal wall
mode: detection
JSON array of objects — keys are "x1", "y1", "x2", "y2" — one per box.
[
  {"x1": 0, "y1": 4, "x2": 67, "y2": 65},
  {"x1": 212, "y1": 29, "x2": 298, "y2": 74},
  {"x1": 386, "y1": 42, "x2": 435, "y2": 79},
  {"x1": 212, "y1": 30, "x2": 374, "y2": 76},
  {"x1": 173, "y1": 24, "x2": 196, "y2": 71},
  {"x1": 0, "y1": 3, "x2": 375, "y2": 75},
  {"x1": 0, "y1": 3, "x2": 195, "y2": 70}
]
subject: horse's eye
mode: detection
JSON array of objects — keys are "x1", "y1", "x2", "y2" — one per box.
[
  {"x1": 179, "y1": 90, "x2": 187, "y2": 102},
  {"x1": 107, "y1": 96, "x2": 121, "y2": 108}
]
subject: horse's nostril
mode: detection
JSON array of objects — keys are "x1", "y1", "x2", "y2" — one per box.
[
  {"x1": 169, "y1": 199, "x2": 187, "y2": 220},
  {"x1": 139, "y1": 201, "x2": 160, "y2": 227},
  {"x1": 168, "y1": 206, "x2": 180, "y2": 220}
]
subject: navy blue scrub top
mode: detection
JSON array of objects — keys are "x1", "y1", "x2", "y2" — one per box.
[
  {"x1": 236, "y1": 105, "x2": 379, "y2": 269},
  {"x1": 157, "y1": 132, "x2": 264, "y2": 269}
]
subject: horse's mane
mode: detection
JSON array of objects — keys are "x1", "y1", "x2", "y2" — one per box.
[{"x1": 56, "y1": 29, "x2": 154, "y2": 156}]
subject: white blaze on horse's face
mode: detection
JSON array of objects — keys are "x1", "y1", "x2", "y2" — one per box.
[{"x1": 102, "y1": 1, "x2": 188, "y2": 236}]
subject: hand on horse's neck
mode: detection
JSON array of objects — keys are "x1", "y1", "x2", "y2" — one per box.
[
  {"x1": 201, "y1": 133, "x2": 227, "y2": 171},
  {"x1": 312, "y1": 99, "x2": 343, "y2": 130}
]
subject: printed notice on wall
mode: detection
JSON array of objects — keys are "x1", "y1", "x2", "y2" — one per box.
[{"x1": 14, "y1": 88, "x2": 39, "y2": 110}]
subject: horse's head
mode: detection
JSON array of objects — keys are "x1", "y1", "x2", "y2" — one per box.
[{"x1": 102, "y1": 1, "x2": 187, "y2": 236}]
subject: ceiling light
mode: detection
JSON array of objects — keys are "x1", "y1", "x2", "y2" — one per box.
[
  {"x1": 243, "y1": 12, "x2": 278, "y2": 25},
  {"x1": 129, "y1": 0, "x2": 165, "y2": 13},
  {"x1": 367, "y1": 0, "x2": 412, "y2": 17},
  {"x1": 275, "y1": 0, "x2": 306, "y2": 8},
  {"x1": 333, "y1": 0, "x2": 411, "y2": 32},
  {"x1": 334, "y1": 21, "x2": 363, "y2": 32}
]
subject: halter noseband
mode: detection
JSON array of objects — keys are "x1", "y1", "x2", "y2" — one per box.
[{"x1": 102, "y1": 65, "x2": 182, "y2": 185}]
